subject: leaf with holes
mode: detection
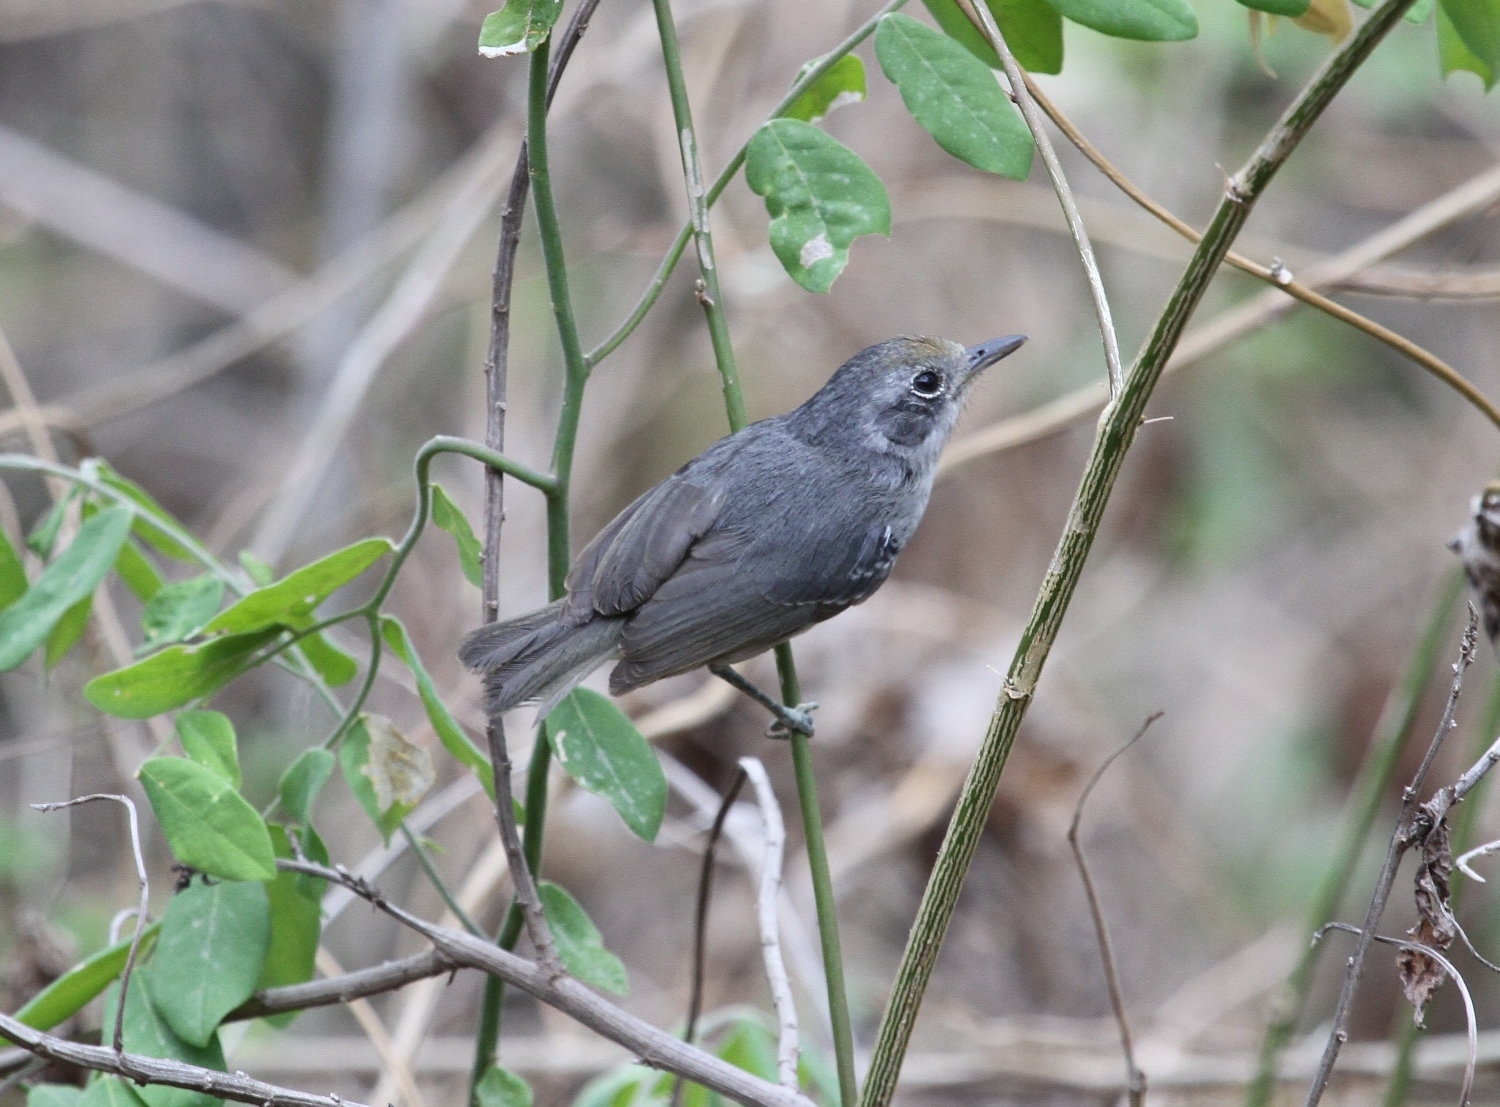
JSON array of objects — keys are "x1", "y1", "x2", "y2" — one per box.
[
  {"x1": 877, "y1": 14, "x2": 1033, "y2": 179},
  {"x1": 147, "y1": 877, "x2": 270, "y2": 1047},
  {"x1": 1048, "y1": 0, "x2": 1197, "y2": 40},
  {"x1": 544, "y1": 688, "x2": 665, "y2": 842},
  {"x1": 0, "y1": 506, "x2": 130, "y2": 671},
  {"x1": 478, "y1": 0, "x2": 562, "y2": 56},
  {"x1": 138, "y1": 757, "x2": 276, "y2": 881},
  {"x1": 745, "y1": 119, "x2": 890, "y2": 294},
  {"x1": 539, "y1": 882, "x2": 627, "y2": 994},
  {"x1": 785, "y1": 55, "x2": 867, "y2": 124}
]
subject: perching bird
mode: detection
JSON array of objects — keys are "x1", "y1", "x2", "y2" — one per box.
[{"x1": 461, "y1": 333, "x2": 1025, "y2": 720}]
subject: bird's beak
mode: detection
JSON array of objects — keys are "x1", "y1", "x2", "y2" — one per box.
[{"x1": 962, "y1": 334, "x2": 1026, "y2": 382}]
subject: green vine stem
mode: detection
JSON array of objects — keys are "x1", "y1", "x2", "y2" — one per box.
[
  {"x1": 1244, "y1": 570, "x2": 1462, "y2": 1107},
  {"x1": 859, "y1": 3, "x2": 1421, "y2": 1102},
  {"x1": 649, "y1": 1, "x2": 858, "y2": 1100}
]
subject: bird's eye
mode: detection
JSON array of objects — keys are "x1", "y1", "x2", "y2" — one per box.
[{"x1": 910, "y1": 370, "x2": 943, "y2": 398}]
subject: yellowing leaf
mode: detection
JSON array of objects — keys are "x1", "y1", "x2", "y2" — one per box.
[
  {"x1": 1294, "y1": 0, "x2": 1353, "y2": 37},
  {"x1": 361, "y1": 714, "x2": 435, "y2": 812}
]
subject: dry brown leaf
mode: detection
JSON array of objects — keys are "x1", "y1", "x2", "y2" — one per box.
[
  {"x1": 362, "y1": 713, "x2": 435, "y2": 812},
  {"x1": 1294, "y1": 0, "x2": 1353, "y2": 39},
  {"x1": 1398, "y1": 813, "x2": 1456, "y2": 1024}
]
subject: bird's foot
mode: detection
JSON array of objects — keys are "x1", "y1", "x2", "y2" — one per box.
[{"x1": 766, "y1": 701, "x2": 818, "y2": 740}]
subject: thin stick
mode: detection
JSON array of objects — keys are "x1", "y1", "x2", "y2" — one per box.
[
  {"x1": 1316, "y1": 924, "x2": 1477, "y2": 1107},
  {"x1": 1068, "y1": 715, "x2": 1160, "y2": 1107},
  {"x1": 671, "y1": 767, "x2": 747, "y2": 1107},
  {"x1": 969, "y1": 8, "x2": 1121, "y2": 398},
  {"x1": 862, "y1": 5, "x2": 1425, "y2": 1102},
  {"x1": 740, "y1": 757, "x2": 799, "y2": 1088},
  {"x1": 32, "y1": 794, "x2": 147, "y2": 1055},
  {"x1": 1302, "y1": 609, "x2": 1476, "y2": 1107},
  {"x1": 276, "y1": 858, "x2": 815, "y2": 1107},
  {"x1": 399, "y1": 823, "x2": 484, "y2": 937},
  {"x1": 313, "y1": 946, "x2": 426, "y2": 1107},
  {"x1": 486, "y1": 717, "x2": 562, "y2": 977}
]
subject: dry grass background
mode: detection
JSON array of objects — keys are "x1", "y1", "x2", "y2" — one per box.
[{"x1": 1, "y1": 0, "x2": 1499, "y2": 1104}]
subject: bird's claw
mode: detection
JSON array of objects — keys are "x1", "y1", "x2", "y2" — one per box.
[{"x1": 767, "y1": 701, "x2": 818, "y2": 740}]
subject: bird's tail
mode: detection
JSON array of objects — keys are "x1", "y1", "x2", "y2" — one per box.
[{"x1": 459, "y1": 600, "x2": 625, "y2": 719}]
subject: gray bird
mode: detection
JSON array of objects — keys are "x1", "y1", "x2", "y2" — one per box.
[{"x1": 460, "y1": 333, "x2": 1025, "y2": 720}]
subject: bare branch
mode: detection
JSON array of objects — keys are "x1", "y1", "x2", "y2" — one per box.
[
  {"x1": 486, "y1": 719, "x2": 563, "y2": 977},
  {"x1": 32, "y1": 794, "x2": 148, "y2": 1055},
  {"x1": 740, "y1": 758, "x2": 799, "y2": 1088},
  {"x1": 229, "y1": 950, "x2": 457, "y2": 1022},
  {"x1": 1068, "y1": 715, "x2": 1160, "y2": 1107}
]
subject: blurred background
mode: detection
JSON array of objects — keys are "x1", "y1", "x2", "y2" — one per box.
[{"x1": 0, "y1": 0, "x2": 1498, "y2": 1103}]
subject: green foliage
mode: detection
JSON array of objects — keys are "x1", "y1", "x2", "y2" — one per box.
[
  {"x1": 140, "y1": 574, "x2": 224, "y2": 651},
  {"x1": 294, "y1": 629, "x2": 358, "y2": 686},
  {"x1": 84, "y1": 628, "x2": 278, "y2": 719},
  {"x1": 340, "y1": 715, "x2": 420, "y2": 843},
  {"x1": 876, "y1": 14, "x2": 1034, "y2": 179},
  {"x1": 1439, "y1": 0, "x2": 1496, "y2": 85},
  {"x1": 785, "y1": 55, "x2": 867, "y2": 123},
  {"x1": 45, "y1": 595, "x2": 92, "y2": 668},
  {"x1": 27, "y1": 493, "x2": 72, "y2": 559},
  {"x1": 478, "y1": 0, "x2": 562, "y2": 57},
  {"x1": 538, "y1": 882, "x2": 627, "y2": 994},
  {"x1": 100, "y1": 975, "x2": 225, "y2": 1107},
  {"x1": 745, "y1": 119, "x2": 890, "y2": 294},
  {"x1": 114, "y1": 540, "x2": 163, "y2": 603},
  {"x1": 474, "y1": 1066, "x2": 534, "y2": 1107},
  {"x1": 382, "y1": 615, "x2": 495, "y2": 796},
  {"x1": 1047, "y1": 0, "x2": 1197, "y2": 41},
  {"x1": 138, "y1": 757, "x2": 276, "y2": 881},
  {"x1": 78, "y1": 1080, "x2": 147, "y2": 1107},
  {"x1": 238, "y1": 550, "x2": 273, "y2": 586},
  {"x1": 431, "y1": 483, "x2": 484, "y2": 588},
  {"x1": 256, "y1": 824, "x2": 326, "y2": 1018},
  {"x1": 278, "y1": 748, "x2": 335, "y2": 824},
  {"x1": 1440, "y1": 0, "x2": 1500, "y2": 73},
  {"x1": 544, "y1": 688, "x2": 665, "y2": 842},
  {"x1": 0, "y1": 523, "x2": 27, "y2": 609},
  {"x1": 3, "y1": 925, "x2": 160, "y2": 1042},
  {"x1": 0, "y1": 506, "x2": 130, "y2": 671},
  {"x1": 921, "y1": 0, "x2": 1064, "y2": 74},
  {"x1": 147, "y1": 877, "x2": 270, "y2": 1047},
  {"x1": 1234, "y1": 0, "x2": 1312, "y2": 15},
  {"x1": 89, "y1": 462, "x2": 197, "y2": 562},
  {"x1": 26, "y1": 1086, "x2": 84, "y2": 1107},
  {"x1": 175, "y1": 710, "x2": 240, "y2": 789},
  {"x1": 201, "y1": 537, "x2": 390, "y2": 637}
]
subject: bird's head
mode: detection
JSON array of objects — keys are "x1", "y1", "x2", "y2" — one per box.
[{"x1": 793, "y1": 333, "x2": 1026, "y2": 466}]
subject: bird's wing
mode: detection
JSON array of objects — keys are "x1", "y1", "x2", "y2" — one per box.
[
  {"x1": 750, "y1": 511, "x2": 905, "y2": 609},
  {"x1": 612, "y1": 530, "x2": 816, "y2": 690},
  {"x1": 564, "y1": 469, "x2": 725, "y2": 620}
]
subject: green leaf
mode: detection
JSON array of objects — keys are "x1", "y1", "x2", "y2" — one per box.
[
  {"x1": 89, "y1": 462, "x2": 197, "y2": 564},
  {"x1": 922, "y1": 0, "x2": 1064, "y2": 73},
  {"x1": 101, "y1": 974, "x2": 224, "y2": 1107},
  {"x1": 785, "y1": 55, "x2": 867, "y2": 124},
  {"x1": 147, "y1": 877, "x2": 270, "y2": 1047},
  {"x1": 1235, "y1": 0, "x2": 1311, "y2": 13},
  {"x1": 431, "y1": 484, "x2": 484, "y2": 589},
  {"x1": 175, "y1": 710, "x2": 240, "y2": 789},
  {"x1": 0, "y1": 506, "x2": 131, "y2": 671},
  {"x1": 340, "y1": 717, "x2": 417, "y2": 844},
  {"x1": 27, "y1": 492, "x2": 73, "y2": 559},
  {"x1": 138, "y1": 757, "x2": 277, "y2": 881},
  {"x1": 544, "y1": 689, "x2": 665, "y2": 842},
  {"x1": 877, "y1": 14, "x2": 1034, "y2": 179},
  {"x1": 239, "y1": 550, "x2": 273, "y2": 586},
  {"x1": 141, "y1": 574, "x2": 224, "y2": 650},
  {"x1": 478, "y1": 0, "x2": 562, "y2": 56},
  {"x1": 744, "y1": 119, "x2": 890, "y2": 294},
  {"x1": 3, "y1": 924, "x2": 160, "y2": 1043},
  {"x1": 1408, "y1": 0, "x2": 1437, "y2": 22},
  {"x1": 84, "y1": 628, "x2": 278, "y2": 719},
  {"x1": 1440, "y1": 0, "x2": 1500, "y2": 71},
  {"x1": 27, "y1": 1085, "x2": 84, "y2": 1107},
  {"x1": 1440, "y1": 0, "x2": 1497, "y2": 84},
  {"x1": 294, "y1": 630, "x2": 358, "y2": 687},
  {"x1": 44, "y1": 595, "x2": 92, "y2": 668},
  {"x1": 78, "y1": 1079, "x2": 148, "y2": 1107},
  {"x1": 538, "y1": 882, "x2": 627, "y2": 994},
  {"x1": 0, "y1": 525, "x2": 27, "y2": 611},
  {"x1": 475, "y1": 1066, "x2": 534, "y2": 1107},
  {"x1": 571, "y1": 1066, "x2": 667, "y2": 1107},
  {"x1": 202, "y1": 537, "x2": 391, "y2": 637},
  {"x1": 278, "y1": 748, "x2": 335, "y2": 824},
  {"x1": 257, "y1": 826, "x2": 325, "y2": 1016},
  {"x1": 115, "y1": 540, "x2": 163, "y2": 603},
  {"x1": 1047, "y1": 0, "x2": 1197, "y2": 40},
  {"x1": 382, "y1": 616, "x2": 495, "y2": 798}
]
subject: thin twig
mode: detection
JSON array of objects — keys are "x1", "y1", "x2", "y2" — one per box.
[
  {"x1": 740, "y1": 758, "x2": 799, "y2": 1088},
  {"x1": 314, "y1": 946, "x2": 426, "y2": 1107},
  {"x1": 1303, "y1": 609, "x2": 1477, "y2": 1107},
  {"x1": 485, "y1": 718, "x2": 562, "y2": 977},
  {"x1": 31, "y1": 794, "x2": 147, "y2": 1055},
  {"x1": 969, "y1": 7, "x2": 1121, "y2": 398},
  {"x1": 1315, "y1": 923, "x2": 1477, "y2": 1107},
  {"x1": 399, "y1": 823, "x2": 484, "y2": 937},
  {"x1": 274, "y1": 858, "x2": 815, "y2": 1107},
  {"x1": 1068, "y1": 714, "x2": 1160, "y2": 1107}
]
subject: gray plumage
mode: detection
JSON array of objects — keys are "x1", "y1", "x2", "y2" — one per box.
[{"x1": 461, "y1": 332, "x2": 1024, "y2": 718}]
